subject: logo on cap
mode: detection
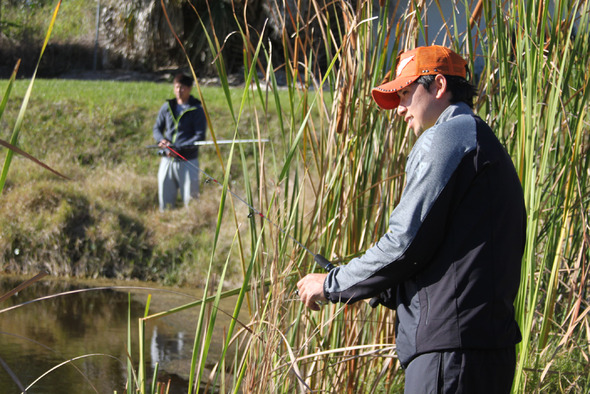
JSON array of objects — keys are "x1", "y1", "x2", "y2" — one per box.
[{"x1": 396, "y1": 55, "x2": 415, "y2": 78}]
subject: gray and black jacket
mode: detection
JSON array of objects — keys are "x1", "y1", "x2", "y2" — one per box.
[
  {"x1": 152, "y1": 96, "x2": 207, "y2": 160},
  {"x1": 323, "y1": 102, "x2": 526, "y2": 366}
]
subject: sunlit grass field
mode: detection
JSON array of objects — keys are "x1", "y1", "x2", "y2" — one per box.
[{"x1": 0, "y1": 78, "x2": 287, "y2": 287}]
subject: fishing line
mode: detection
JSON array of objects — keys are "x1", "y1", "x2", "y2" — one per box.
[{"x1": 160, "y1": 144, "x2": 334, "y2": 271}]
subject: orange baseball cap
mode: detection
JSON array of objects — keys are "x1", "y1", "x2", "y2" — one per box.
[{"x1": 371, "y1": 45, "x2": 467, "y2": 110}]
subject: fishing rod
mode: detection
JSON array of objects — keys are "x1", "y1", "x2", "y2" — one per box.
[
  {"x1": 158, "y1": 144, "x2": 335, "y2": 272},
  {"x1": 145, "y1": 139, "x2": 270, "y2": 149}
]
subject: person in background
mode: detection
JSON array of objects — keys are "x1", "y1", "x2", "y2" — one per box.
[
  {"x1": 297, "y1": 46, "x2": 526, "y2": 393},
  {"x1": 153, "y1": 73, "x2": 207, "y2": 211}
]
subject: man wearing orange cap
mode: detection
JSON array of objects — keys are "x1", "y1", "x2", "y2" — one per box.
[{"x1": 297, "y1": 46, "x2": 526, "y2": 393}]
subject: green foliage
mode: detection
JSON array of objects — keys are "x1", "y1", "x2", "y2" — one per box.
[
  {"x1": 0, "y1": 79, "x2": 278, "y2": 287},
  {"x1": 172, "y1": 0, "x2": 589, "y2": 393},
  {"x1": 1, "y1": 0, "x2": 94, "y2": 42}
]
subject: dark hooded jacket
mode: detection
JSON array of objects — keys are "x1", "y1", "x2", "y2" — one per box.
[
  {"x1": 323, "y1": 103, "x2": 526, "y2": 366},
  {"x1": 153, "y1": 96, "x2": 207, "y2": 160}
]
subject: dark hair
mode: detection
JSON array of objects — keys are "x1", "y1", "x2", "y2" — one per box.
[
  {"x1": 173, "y1": 73, "x2": 194, "y2": 87},
  {"x1": 416, "y1": 74, "x2": 477, "y2": 109}
]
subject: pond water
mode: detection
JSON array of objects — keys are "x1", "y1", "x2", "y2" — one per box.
[{"x1": 0, "y1": 275, "x2": 240, "y2": 393}]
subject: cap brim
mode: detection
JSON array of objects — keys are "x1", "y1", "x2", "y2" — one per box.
[{"x1": 371, "y1": 75, "x2": 419, "y2": 110}]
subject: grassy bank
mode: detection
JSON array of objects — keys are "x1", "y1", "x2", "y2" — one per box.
[
  {"x1": 0, "y1": 0, "x2": 94, "y2": 43},
  {"x1": 0, "y1": 79, "x2": 288, "y2": 287}
]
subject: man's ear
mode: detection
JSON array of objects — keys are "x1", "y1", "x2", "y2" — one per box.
[{"x1": 433, "y1": 74, "x2": 448, "y2": 99}]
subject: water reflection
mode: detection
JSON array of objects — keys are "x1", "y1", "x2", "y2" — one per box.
[
  {"x1": 0, "y1": 276, "x2": 236, "y2": 393},
  {"x1": 151, "y1": 327, "x2": 187, "y2": 370}
]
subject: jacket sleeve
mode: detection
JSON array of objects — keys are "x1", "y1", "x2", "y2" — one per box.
[
  {"x1": 324, "y1": 115, "x2": 477, "y2": 304},
  {"x1": 152, "y1": 104, "x2": 168, "y2": 143}
]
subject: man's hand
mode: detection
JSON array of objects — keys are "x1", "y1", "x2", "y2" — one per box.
[
  {"x1": 297, "y1": 273, "x2": 328, "y2": 311},
  {"x1": 158, "y1": 139, "x2": 173, "y2": 157}
]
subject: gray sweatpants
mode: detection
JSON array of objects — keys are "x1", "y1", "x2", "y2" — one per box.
[
  {"x1": 404, "y1": 348, "x2": 516, "y2": 394},
  {"x1": 158, "y1": 156, "x2": 200, "y2": 211}
]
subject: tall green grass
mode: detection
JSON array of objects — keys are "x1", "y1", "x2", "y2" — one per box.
[{"x1": 172, "y1": 0, "x2": 589, "y2": 392}]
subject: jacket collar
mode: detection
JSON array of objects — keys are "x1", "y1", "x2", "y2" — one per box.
[{"x1": 435, "y1": 102, "x2": 474, "y2": 126}]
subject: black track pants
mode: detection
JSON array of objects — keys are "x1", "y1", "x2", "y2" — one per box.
[{"x1": 404, "y1": 348, "x2": 516, "y2": 394}]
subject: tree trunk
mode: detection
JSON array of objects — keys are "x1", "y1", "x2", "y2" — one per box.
[{"x1": 97, "y1": 0, "x2": 347, "y2": 79}]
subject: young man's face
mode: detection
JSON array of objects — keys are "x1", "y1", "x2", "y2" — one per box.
[
  {"x1": 396, "y1": 78, "x2": 446, "y2": 137},
  {"x1": 174, "y1": 82, "x2": 192, "y2": 104}
]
